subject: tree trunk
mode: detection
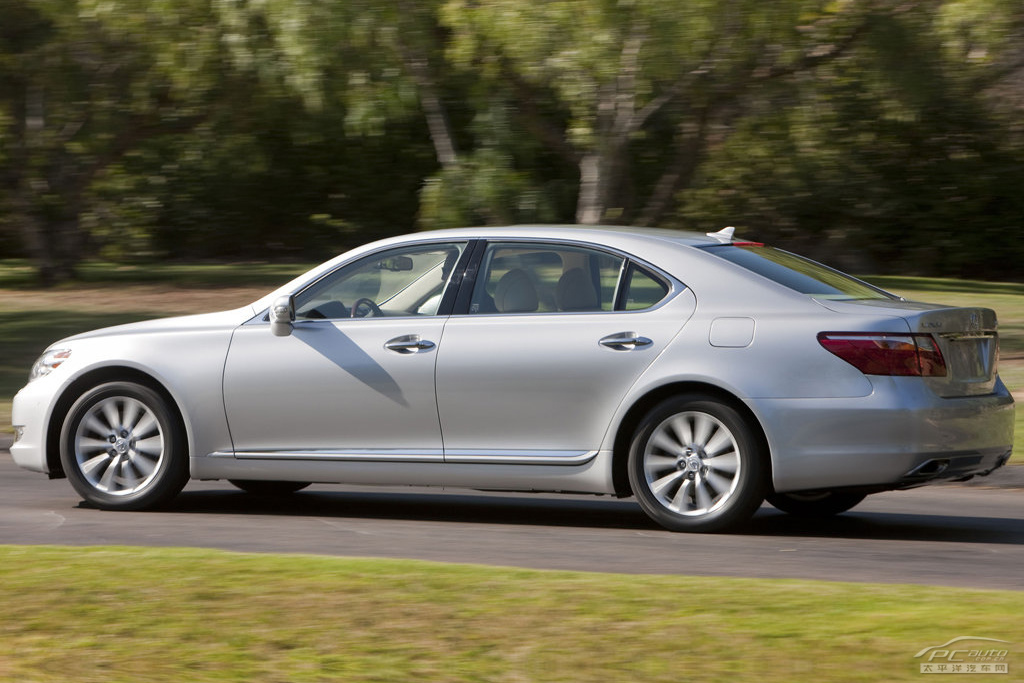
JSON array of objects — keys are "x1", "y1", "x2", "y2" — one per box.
[
  {"x1": 15, "y1": 80, "x2": 73, "y2": 285},
  {"x1": 13, "y1": 188, "x2": 60, "y2": 286},
  {"x1": 575, "y1": 154, "x2": 602, "y2": 224},
  {"x1": 576, "y1": 134, "x2": 631, "y2": 225},
  {"x1": 637, "y1": 114, "x2": 710, "y2": 227},
  {"x1": 13, "y1": 181, "x2": 82, "y2": 286},
  {"x1": 401, "y1": 49, "x2": 459, "y2": 170}
]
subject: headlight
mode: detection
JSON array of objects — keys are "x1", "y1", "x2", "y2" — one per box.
[{"x1": 29, "y1": 348, "x2": 71, "y2": 381}]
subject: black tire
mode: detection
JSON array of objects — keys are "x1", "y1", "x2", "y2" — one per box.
[
  {"x1": 229, "y1": 480, "x2": 311, "y2": 495},
  {"x1": 60, "y1": 381, "x2": 188, "y2": 510},
  {"x1": 766, "y1": 490, "x2": 866, "y2": 517},
  {"x1": 628, "y1": 394, "x2": 767, "y2": 533}
]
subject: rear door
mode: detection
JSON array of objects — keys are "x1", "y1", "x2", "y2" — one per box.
[{"x1": 435, "y1": 240, "x2": 694, "y2": 464}]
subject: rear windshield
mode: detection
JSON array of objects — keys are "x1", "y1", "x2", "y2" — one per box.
[{"x1": 705, "y1": 245, "x2": 896, "y2": 301}]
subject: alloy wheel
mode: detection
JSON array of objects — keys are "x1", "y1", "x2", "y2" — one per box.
[
  {"x1": 73, "y1": 395, "x2": 165, "y2": 495},
  {"x1": 642, "y1": 410, "x2": 741, "y2": 516}
]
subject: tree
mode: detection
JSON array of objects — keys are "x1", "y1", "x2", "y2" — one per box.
[
  {"x1": 5, "y1": 0, "x2": 1023, "y2": 280},
  {"x1": 0, "y1": 0, "x2": 224, "y2": 283},
  {"x1": 440, "y1": 0, "x2": 891, "y2": 226},
  {"x1": 678, "y1": 0, "x2": 1024, "y2": 276}
]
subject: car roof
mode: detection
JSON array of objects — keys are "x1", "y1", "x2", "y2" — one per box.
[
  {"x1": 413, "y1": 224, "x2": 728, "y2": 248},
  {"x1": 251, "y1": 224, "x2": 738, "y2": 314}
]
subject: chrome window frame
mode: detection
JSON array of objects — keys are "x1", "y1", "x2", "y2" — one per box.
[
  {"x1": 256, "y1": 239, "x2": 473, "y2": 324},
  {"x1": 455, "y1": 237, "x2": 681, "y2": 317}
]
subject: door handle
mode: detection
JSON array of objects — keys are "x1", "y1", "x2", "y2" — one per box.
[
  {"x1": 599, "y1": 332, "x2": 653, "y2": 350},
  {"x1": 384, "y1": 335, "x2": 436, "y2": 353}
]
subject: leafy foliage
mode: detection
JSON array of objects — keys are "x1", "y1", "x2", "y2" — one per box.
[{"x1": 1, "y1": 0, "x2": 1023, "y2": 281}]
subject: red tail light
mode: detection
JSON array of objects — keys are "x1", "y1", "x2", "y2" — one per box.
[{"x1": 817, "y1": 333, "x2": 947, "y2": 377}]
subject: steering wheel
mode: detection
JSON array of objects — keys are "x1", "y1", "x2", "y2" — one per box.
[{"x1": 351, "y1": 297, "x2": 383, "y2": 318}]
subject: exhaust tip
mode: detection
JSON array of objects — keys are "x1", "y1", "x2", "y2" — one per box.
[{"x1": 905, "y1": 459, "x2": 951, "y2": 477}]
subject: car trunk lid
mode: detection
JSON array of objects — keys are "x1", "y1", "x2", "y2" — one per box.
[{"x1": 815, "y1": 299, "x2": 999, "y2": 397}]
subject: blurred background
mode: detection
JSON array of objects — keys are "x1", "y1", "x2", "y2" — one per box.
[{"x1": 2, "y1": 0, "x2": 1023, "y2": 285}]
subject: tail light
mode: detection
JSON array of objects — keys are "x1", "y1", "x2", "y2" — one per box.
[{"x1": 817, "y1": 333, "x2": 947, "y2": 377}]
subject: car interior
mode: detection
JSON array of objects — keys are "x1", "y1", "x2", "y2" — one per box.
[{"x1": 470, "y1": 246, "x2": 621, "y2": 314}]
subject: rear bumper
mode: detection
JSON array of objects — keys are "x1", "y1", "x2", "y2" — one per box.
[
  {"x1": 899, "y1": 449, "x2": 1009, "y2": 483},
  {"x1": 753, "y1": 376, "x2": 1015, "y2": 493}
]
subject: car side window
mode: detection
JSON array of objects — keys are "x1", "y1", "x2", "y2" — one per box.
[
  {"x1": 622, "y1": 263, "x2": 670, "y2": 310},
  {"x1": 294, "y1": 242, "x2": 466, "y2": 319},
  {"x1": 469, "y1": 243, "x2": 624, "y2": 314}
]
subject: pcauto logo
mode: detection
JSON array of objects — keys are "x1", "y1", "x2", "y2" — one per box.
[{"x1": 914, "y1": 637, "x2": 1010, "y2": 675}]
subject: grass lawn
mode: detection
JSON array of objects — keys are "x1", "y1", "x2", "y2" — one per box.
[
  {"x1": 0, "y1": 546, "x2": 1020, "y2": 683},
  {"x1": 0, "y1": 258, "x2": 308, "y2": 289}
]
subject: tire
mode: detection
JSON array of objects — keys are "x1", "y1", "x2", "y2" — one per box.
[
  {"x1": 229, "y1": 480, "x2": 311, "y2": 495},
  {"x1": 60, "y1": 381, "x2": 188, "y2": 510},
  {"x1": 628, "y1": 395, "x2": 767, "y2": 533},
  {"x1": 766, "y1": 490, "x2": 866, "y2": 517}
]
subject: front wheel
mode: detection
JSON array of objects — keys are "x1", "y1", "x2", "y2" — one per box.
[
  {"x1": 60, "y1": 381, "x2": 188, "y2": 510},
  {"x1": 628, "y1": 395, "x2": 767, "y2": 533},
  {"x1": 766, "y1": 491, "x2": 866, "y2": 517}
]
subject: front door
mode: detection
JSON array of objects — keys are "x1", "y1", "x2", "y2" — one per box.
[{"x1": 223, "y1": 241, "x2": 467, "y2": 458}]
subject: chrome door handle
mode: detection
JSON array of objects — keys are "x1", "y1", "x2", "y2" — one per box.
[
  {"x1": 384, "y1": 335, "x2": 436, "y2": 353},
  {"x1": 599, "y1": 332, "x2": 653, "y2": 350}
]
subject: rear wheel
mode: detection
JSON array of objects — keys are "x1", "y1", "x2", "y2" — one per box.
[
  {"x1": 229, "y1": 480, "x2": 311, "y2": 495},
  {"x1": 766, "y1": 491, "x2": 866, "y2": 517},
  {"x1": 628, "y1": 395, "x2": 767, "y2": 533},
  {"x1": 60, "y1": 381, "x2": 188, "y2": 510}
]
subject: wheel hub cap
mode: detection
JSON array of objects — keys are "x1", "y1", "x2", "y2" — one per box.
[
  {"x1": 74, "y1": 395, "x2": 164, "y2": 496},
  {"x1": 643, "y1": 410, "x2": 743, "y2": 516}
]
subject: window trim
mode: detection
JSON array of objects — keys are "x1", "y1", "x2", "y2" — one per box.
[
  {"x1": 289, "y1": 239, "x2": 474, "y2": 321},
  {"x1": 451, "y1": 238, "x2": 679, "y2": 316},
  {"x1": 615, "y1": 261, "x2": 673, "y2": 312}
]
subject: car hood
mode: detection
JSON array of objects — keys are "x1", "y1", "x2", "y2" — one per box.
[{"x1": 60, "y1": 307, "x2": 256, "y2": 344}]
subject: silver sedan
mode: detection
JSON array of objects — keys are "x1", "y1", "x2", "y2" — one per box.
[{"x1": 10, "y1": 226, "x2": 1015, "y2": 532}]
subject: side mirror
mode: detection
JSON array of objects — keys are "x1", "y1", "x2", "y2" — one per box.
[{"x1": 269, "y1": 295, "x2": 295, "y2": 337}]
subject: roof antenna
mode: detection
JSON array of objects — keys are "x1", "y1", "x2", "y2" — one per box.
[{"x1": 706, "y1": 226, "x2": 735, "y2": 243}]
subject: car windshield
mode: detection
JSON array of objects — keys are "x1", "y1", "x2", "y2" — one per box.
[{"x1": 705, "y1": 244, "x2": 896, "y2": 301}]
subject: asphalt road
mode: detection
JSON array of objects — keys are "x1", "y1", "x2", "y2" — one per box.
[{"x1": 2, "y1": 445, "x2": 1022, "y2": 590}]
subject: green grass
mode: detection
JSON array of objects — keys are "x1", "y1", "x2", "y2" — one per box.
[
  {"x1": 866, "y1": 274, "x2": 1024, "y2": 297},
  {"x1": 0, "y1": 546, "x2": 1020, "y2": 683},
  {"x1": 0, "y1": 258, "x2": 309, "y2": 289},
  {"x1": 866, "y1": 275, "x2": 1024, "y2": 357}
]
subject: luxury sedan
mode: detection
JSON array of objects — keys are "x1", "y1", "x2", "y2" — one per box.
[{"x1": 10, "y1": 226, "x2": 1015, "y2": 532}]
